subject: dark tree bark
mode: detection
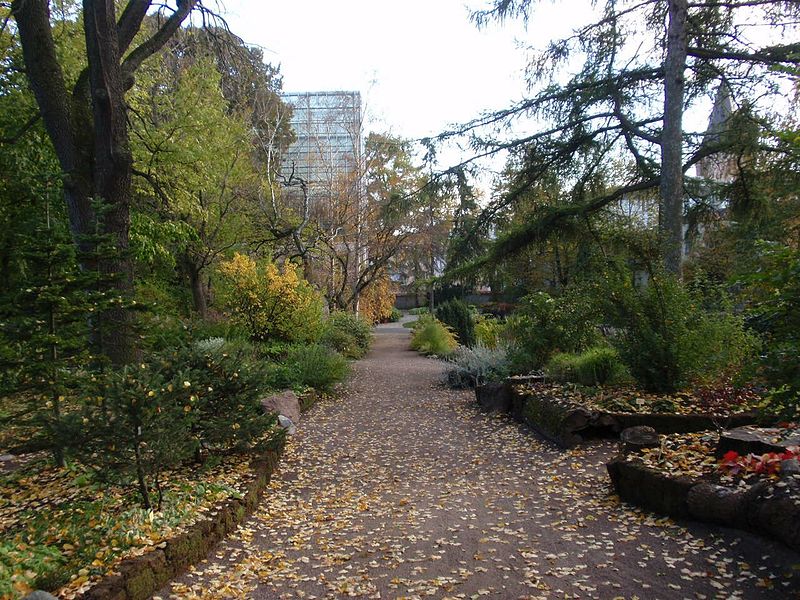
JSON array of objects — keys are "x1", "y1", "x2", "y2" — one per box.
[
  {"x1": 660, "y1": 0, "x2": 689, "y2": 277},
  {"x1": 12, "y1": 0, "x2": 198, "y2": 364},
  {"x1": 183, "y1": 258, "x2": 209, "y2": 319}
]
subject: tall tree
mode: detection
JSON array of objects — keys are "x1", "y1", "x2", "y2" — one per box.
[
  {"x1": 11, "y1": 0, "x2": 201, "y2": 363},
  {"x1": 443, "y1": 0, "x2": 800, "y2": 280}
]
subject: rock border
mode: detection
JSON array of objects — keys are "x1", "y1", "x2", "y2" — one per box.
[
  {"x1": 73, "y1": 448, "x2": 283, "y2": 600},
  {"x1": 607, "y1": 456, "x2": 800, "y2": 552},
  {"x1": 501, "y1": 384, "x2": 757, "y2": 449}
]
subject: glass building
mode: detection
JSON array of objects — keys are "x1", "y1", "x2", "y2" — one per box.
[{"x1": 281, "y1": 91, "x2": 363, "y2": 189}]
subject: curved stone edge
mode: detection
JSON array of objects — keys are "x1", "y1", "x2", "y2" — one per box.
[
  {"x1": 607, "y1": 457, "x2": 800, "y2": 553},
  {"x1": 73, "y1": 448, "x2": 284, "y2": 600},
  {"x1": 500, "y1": 384, "x2": 757, "y2": 450}
]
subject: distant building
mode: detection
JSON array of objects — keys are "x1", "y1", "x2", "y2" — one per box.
[
  {"x1": 281, "y1": 91, "x2": 363, "y2": 197},
  {"x1": 696, "y1": 83, "x2": 737, "y2": 184}
]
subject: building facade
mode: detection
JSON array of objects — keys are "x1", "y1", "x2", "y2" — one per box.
[{"x1": 281, "y1": 91, "x2": 363, "y2": 193}]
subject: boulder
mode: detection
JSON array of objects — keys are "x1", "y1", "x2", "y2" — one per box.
[
  {"x1": 620, "y1": 426, "x2": 660, "y2": 455},
  {"x1": 782, "y1": 458, "x2": 800, "y2": 477},
  {"x1": 745, "y1": 477, "x2": 800, "y2": 552},
  {"x1": 23, "y1": 593, "x2": 59, "y2": 600},
  {"x1": 606, "y1": 457, "x2": 695, "y2": 517},
  {"x1": 716, "y1": 426, "x2": 800, "y2": 457},
  {"x1": 277, "y1": 415, "x2": 297, "y2": 435},
  {"x1": 261, "y1": 390, "x2": 300, "y2": 423},
  {"x1": 687, "y1": 482, "x2": 748, "y2": 526}
]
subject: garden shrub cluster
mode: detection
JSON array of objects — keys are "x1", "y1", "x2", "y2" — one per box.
[
  {"x1": 599, "y1": 271, "x2": 759, "y2": 393},
  {"x1": 426, "y1": 268, "x2": 761, "y2": 401}
]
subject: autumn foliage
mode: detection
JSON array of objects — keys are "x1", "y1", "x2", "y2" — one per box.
[
  {"x1": 219, "y1": 253, "x2": 324, "y2": 343},
  {"x1": 358, "y1": 272, "x2": 396, "y2": 324}
]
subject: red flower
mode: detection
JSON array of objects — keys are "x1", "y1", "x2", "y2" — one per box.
[{"x1": 722, "y1": 450, "x2": 740, "y2": 462}]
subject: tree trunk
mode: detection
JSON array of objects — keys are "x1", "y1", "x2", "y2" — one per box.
[
  {"x1": 187, "y1": 262, "x2": 209, "y2": 319},
  {"x1": 660, "y1": 0, "x2": 688, "y2": 278},
  {"x1": 83, "y1": 1, "x2": 139, "y2": 364},
  {"x1": 15, "y1": 0, "x2": 197, "y2": 365}
]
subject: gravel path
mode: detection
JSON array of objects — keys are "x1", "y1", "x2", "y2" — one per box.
[{"x1": 161, "y1": 320, "x2": 800, "y2": 599}]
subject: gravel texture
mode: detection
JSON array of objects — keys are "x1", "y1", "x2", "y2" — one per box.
[{"x1": 159, "y1": 319, "x2": 800, "y2": 599}]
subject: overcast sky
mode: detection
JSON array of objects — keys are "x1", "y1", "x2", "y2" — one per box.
[{"x1": 222, "y1": 0, "x2": 577, "y2": 142}]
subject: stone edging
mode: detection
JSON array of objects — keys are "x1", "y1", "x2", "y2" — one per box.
[
  {"x1": 75, "y1": 448, "x2": 283, "y2": 600},
  {"x1": 482, "y1": 383, "x2": 757, "y2": 449},
  {"x1": 607, "y1": 457, "x2": 800, "y2": 552}
]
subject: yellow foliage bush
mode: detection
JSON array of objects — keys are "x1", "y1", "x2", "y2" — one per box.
[
  {"x1": 218, "y1": 253, "x2": 324, "y2": 343},
  {"x1": 359, "y1": 273, "x2": 396, "y2": 324}
]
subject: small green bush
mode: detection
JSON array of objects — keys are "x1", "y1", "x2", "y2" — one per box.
[
  {"x1": 321, "y1": 311, "x2": 372, "y2": 358},
  {"x1": 435, "y1": 299, "x2": 475, "y2": 347},
  {"x1": 389, "y1": 307, "x2": 403, "y2": 322},
  {"x1": 544, "y1": 346, "x2": 625, "y2": 386},
  {"x1": 408, "y1": 306, "x2": 429, "y2": 315},
  {"x1": 410, "y1": 314, "x2": 458, "y2": 356},
  {"x1": 284, "y1": 344, "x2": 350, "y2": 392},
  {"x1": 445, "y1": 343, "x2": 510, "y2": 388},
  {"x1": 505, "y1": 287, "x2": 602, "y2": 372},
  {"x1": 320, "y1": 326, "x2": 361, "y2": 359}
]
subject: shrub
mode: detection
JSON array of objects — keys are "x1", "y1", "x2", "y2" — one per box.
[
  {"x1": 742, "y1": 242, "x2": 800, "y2": 421},
  {"x1": 410, "y1": 314, "x2": 458, "y2": 356},
  {"x1": 544, "y1": 346, "x2": 625, "y2": 386},
  {"x1": 445, "y1": 344, "x2": 510, "y2": 388},
  {"x1": 168, "y1": 340, "x2": 278, "y2": 454},
  {"x1": 68, "y1": 362, "x2": 198, "y2": 509},
  {"x1": 68, "y1": 340, "x2": 279, "y2": 509},
  {"x1": 320, "y1": 326, "x2": 360, "y2": 360},
  {"x1": 435, "y1": 299, "x2": 475, "y2": 347},
  {"x1": 389, "y1": 307, "x2": 403, "y2": 322},
  {"x1": 601, "y1": 270, "x2": 759, "y2": 393},
  {"x1": 408, "y1": 306, "x2": 429, "y2": 315},
  {"x1": 322, "y1": 311, "x2": 372, "y2": 358},
  {"x1": 474, "y1": 315, "x2": 504, "y2": 348},
  {"x1": 284, "y1": 344, "x2": 350, "y2": 392},
  {"x1": 504, "y1": 287, "x2": 602, "y2": 372},
  {"x1": 218, "y1": 253, "x2": 324, "y2": 343}
]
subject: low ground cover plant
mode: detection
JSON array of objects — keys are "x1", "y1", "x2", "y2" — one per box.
[
  {"x1": 634, "y1": 426, "x2": 800, "y2": 485},
  {"x1": 445, "y1": 343, "x2": 511, "y2": 388},
  {"x1": 518, "y1": 380, "x2": 760, "y2": 416},
  {"x1": 0, "y1": 450, "x2": 264, "y2": 599}
]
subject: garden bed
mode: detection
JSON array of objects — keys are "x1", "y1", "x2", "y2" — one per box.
[
  {"x1": 506, "y1": 381, "x2": 758, "y2": 449},
  {"x1": 0, "y1": 444, "x2": 284, "y2": 600},
  {"x1": 607, "y1": 426, "x2": 800, "y2": 552}
]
